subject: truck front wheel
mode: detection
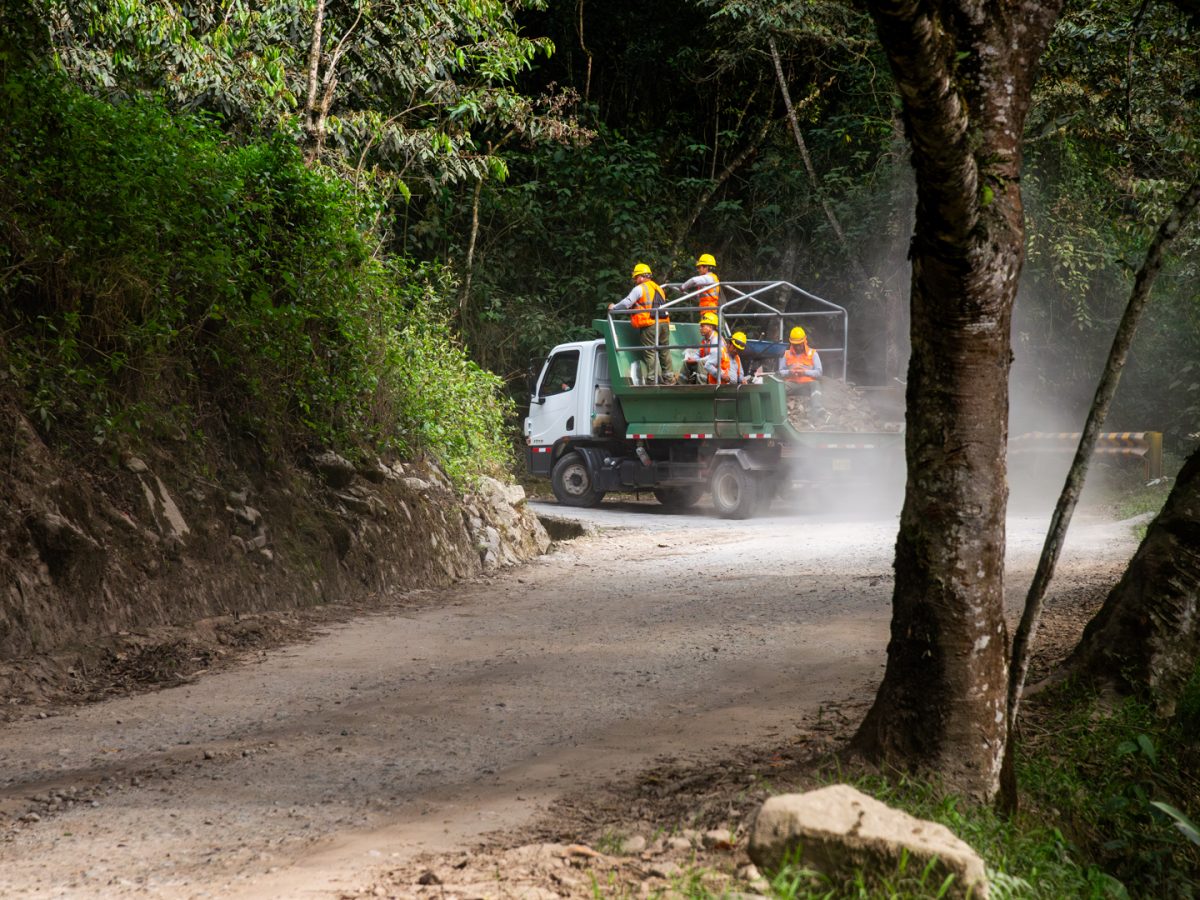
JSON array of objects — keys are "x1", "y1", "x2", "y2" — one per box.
[
  {"x1": 710, "y1": 461, "x2": 759, "y2": 519},
  {"x1": 551, "y1": 451, "x2": 605, "y2": 508}
]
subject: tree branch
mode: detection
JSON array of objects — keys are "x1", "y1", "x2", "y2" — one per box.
[{"x1": 768, "y1": 35, "x2": 870, "y2": 284}]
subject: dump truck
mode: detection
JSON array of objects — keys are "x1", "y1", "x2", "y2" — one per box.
[{"x1": 523, "y1": 281, "x2": 905, "y2": 518}]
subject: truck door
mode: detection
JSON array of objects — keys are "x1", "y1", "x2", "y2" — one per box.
[{"x1": 526, "y1": 349, "x2": 581, "y2": 475}]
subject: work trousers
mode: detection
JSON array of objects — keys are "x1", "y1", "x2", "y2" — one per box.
[{"x1": 638, "y1": 321, "x2": 675, "y2": 385}]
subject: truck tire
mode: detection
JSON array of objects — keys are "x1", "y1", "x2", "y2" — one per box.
[
  {"x1": 710, "y1": 461, "x2": 759, "y2": 519},
  {"x1": 551, "y1": 451, "x2": 605, "y2": 508},
  {"x1": 652, "y1": 485, "x2": 704, "y2": 510}
]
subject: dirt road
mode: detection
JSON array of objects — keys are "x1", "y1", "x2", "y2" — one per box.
[{"x1": 0, "y1": 500, "x2": 1138, "y2": 898}]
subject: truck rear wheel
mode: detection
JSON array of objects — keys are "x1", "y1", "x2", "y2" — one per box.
[
  {"x1": 710, "y1": 461, "x2": 759, "y2": 519},
  {"x1": 652, "y1": 485, "x2": 704, "y2": 511},
  {"x1": 551, "y1": 451, "x2": 605, "y2": 508}
]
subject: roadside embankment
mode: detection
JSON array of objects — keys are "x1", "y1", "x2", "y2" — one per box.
[{"x1": 0, "y1": 397, "x2": 548, "y2": 707}]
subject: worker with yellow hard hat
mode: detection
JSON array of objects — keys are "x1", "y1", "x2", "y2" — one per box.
[
  {"x1": 704, "y1": 329, "x2": 751, "y2": 385},
  {"x1": 679, "y1": 253, "x2": 720, "y2": 311},
  {"x1": 608, "y1": 262, "x2": 677, "y2": 385},
  {"x1": 681, "y1": 310, "x2": 720, "y2": 383},
  {"x1": 779, "y1": 324, "x2": 825, "y2": 414}
]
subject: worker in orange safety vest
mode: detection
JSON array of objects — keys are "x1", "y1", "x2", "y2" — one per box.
[
  {"x1": 681, "y1": 310, "x2": 719, "y2": 383},
  {"x1": 704, "y1": 330, "x2": 752, "y2": 385},
  {"x1": 609, "y1": 262, "x2": 676, "y2": 385},
  {"x1": 778, "y1": 325, "x2": 824, "y2": 415},
  {"x1": 679, "y1": 253, "x2": 720, "y2": 311}
]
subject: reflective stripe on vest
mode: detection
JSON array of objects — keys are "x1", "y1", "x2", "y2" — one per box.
[
  {"x1": 698, "y1": 273, "x2": 720, "y2": 309},
  {"x1": 631, "y1": 280, "x2": 668, "y2": 329},
  {"x1": 785, "y1": 344, "x2": 816, "y2": 383}
]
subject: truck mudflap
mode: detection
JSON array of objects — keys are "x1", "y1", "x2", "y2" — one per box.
[{"x1": 526, "y1": 443, "x2": 555, "y2": 476}]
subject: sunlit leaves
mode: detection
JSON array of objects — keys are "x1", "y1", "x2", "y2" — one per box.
[{"x1": 35, "y1": 0, "x2": 557, "y2": 192}]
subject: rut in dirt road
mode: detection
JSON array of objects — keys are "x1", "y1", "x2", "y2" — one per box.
[{"x1": 0, "y1": 505, "x2": 1136, "y2": 898}]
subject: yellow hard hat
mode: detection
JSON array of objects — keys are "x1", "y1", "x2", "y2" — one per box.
[
  {"x1": 631, "y1": 262, "x2": 652, "y2": 279},
  {"x1": 699, "y1": 312, "x2": 718, "y2": 327},
  {"x1": 790, "y1": 326, "x2": 807, "y2": 343},
  {"x1": 695, "y1": 253, "x2": 717, "y2": 268},
  {"x1": 730, "y1": 331, "x2": 747, "y2": 351}
]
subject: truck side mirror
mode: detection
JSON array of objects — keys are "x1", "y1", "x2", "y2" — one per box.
[{"x1": 527, "y1": 356, "x2": 549, "y2": 403}]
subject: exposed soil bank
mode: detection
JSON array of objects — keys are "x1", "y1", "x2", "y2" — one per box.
[{"x1": 0, "y1": 397, "x2": 549, "y2": 710}]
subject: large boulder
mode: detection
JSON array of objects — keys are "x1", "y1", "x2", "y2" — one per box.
[{"x1": 748, "y1": 785, "x2": 988, "y2": 899}]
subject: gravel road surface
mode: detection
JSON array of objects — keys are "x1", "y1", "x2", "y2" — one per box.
[{"x1": 0, "y1": 498, "x2": 1138, "y2": 898}]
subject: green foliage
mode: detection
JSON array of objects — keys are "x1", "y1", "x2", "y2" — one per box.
[
  {"x1": 1019, "y1": 674, "x2": 1200, "y2": 896},
  {"x1": 0, "y1": 71, "x2": 511, "y2": 485},
  {"x1": 416, "y1": 121, "x2": 679, "y2": 372},
  {"x1": 1015, "y1": 0, "x2": 1200, "y2": 445},
  {"x1": 31, "y1": 0, "x2": 559, "y2": 193}
]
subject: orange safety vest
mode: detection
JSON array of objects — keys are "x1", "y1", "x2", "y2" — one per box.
[
  {"x1": 707, "y1": 344, "x2": 742, "y2": 385},
  {"x1": 698, "y1": 273, "x2": 720, "y2": 310},
  {"x1": 784, "y1": 344, "x2": 816, "y2": 383},
  {"x1": 631, "y1": 280, "x2": 668, "y2": 329}
]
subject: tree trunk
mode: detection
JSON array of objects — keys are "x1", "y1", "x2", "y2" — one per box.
[
  {"x1": 1065, "y1": 446, "x2": 1200, "y2": 716},
  {"x1": 848, "y1": 0, "x2": 1063, "y2": 801}
]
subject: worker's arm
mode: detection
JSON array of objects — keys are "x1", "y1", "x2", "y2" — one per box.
[
  {"x1": 802, "y1": 351, "x2": 823, "y2": 378},
  {"x1": 777, "y1": 354, "x2": 791, "y2": 376},
  {"x1": 608, "y1": 284, "x2": 641, "y2": 311},
  {"x1": 701, "y1": 347, "x2": 720, "y2": 379}
]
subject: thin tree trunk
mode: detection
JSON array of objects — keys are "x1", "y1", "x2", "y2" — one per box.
[
  {"x1": 460, "y1": 175, "x2": 485, "y2": 317},
  {"x1": 577, "y1": 0, "x2": 592, "y2": 102},
  {"x1": 670, "y1": 114, "x2": 774, "y2": 262},
  {"x1": 768, "y1": 37, "x2": 871, "y2": 288},
  {"x1": 1011, "y1": 179, "x2": 1200, "y2": 722},
  {"x1": 1009, "y1": 178, "x2": 1200, "y2": 719},
  {"x1": 302, "y1": 0, "x2": 326, "y2": 159}
]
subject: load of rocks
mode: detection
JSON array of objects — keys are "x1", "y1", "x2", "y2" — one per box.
[{"x1": 787, "y1": 378, "x2": 903, "y2": 433}]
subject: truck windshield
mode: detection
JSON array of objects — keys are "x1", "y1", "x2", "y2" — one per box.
[{"x1": 541, "y1": 350, "x2": 579, "y2": 397}]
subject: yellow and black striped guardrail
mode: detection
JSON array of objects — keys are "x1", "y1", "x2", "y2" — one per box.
[{"x1": 1009, "y1": 431, "x2": 1163, "y2": 480}]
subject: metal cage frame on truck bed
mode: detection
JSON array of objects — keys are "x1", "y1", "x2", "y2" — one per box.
[{"x1": 605, "y1": 280, "x2": 849, "y2": 386}]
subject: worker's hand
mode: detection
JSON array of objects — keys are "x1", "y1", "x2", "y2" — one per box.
[{"x1": 754, "y1": 366, "x2": 764, "y2": 377}]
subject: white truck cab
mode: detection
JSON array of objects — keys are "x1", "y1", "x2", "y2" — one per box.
[{"x1": 524, "y1": 339, "x2": 616, "y2": 477}]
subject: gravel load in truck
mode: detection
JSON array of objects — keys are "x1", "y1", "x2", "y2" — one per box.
[{"x1": 786, "y1": 378, "x2": 904, "y2": 433}]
